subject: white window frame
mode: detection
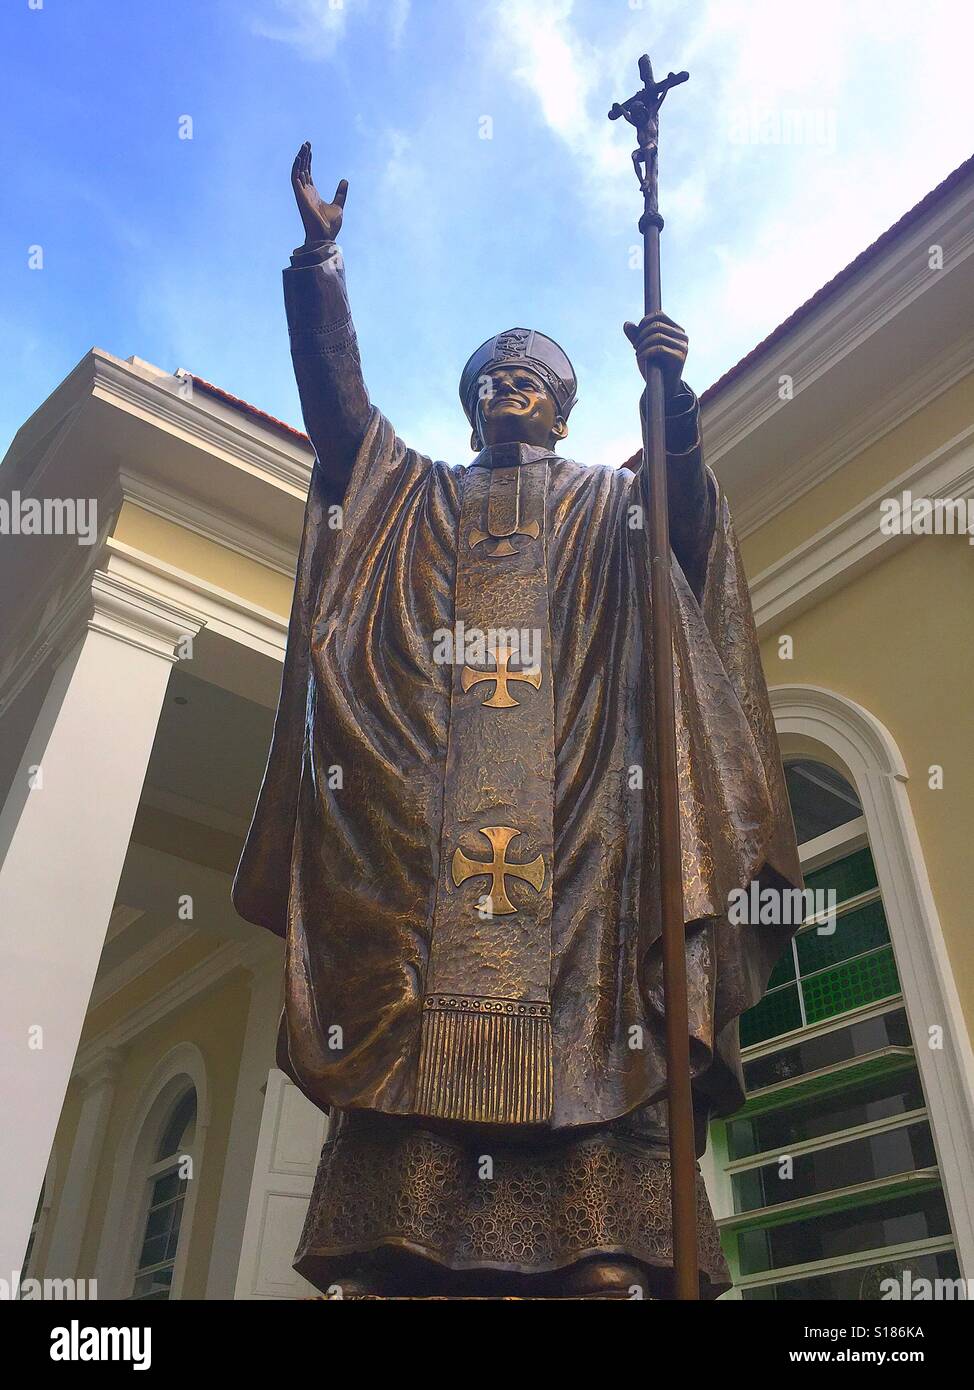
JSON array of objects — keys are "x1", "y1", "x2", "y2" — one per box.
[
  {"x1": 721, "y1": 813, "x2": 946, "y2": 1297},
  {"x1": 768, "y1": 685, "x2": 974, "y2": 1279},
  {"x1": 129, "y1": 1093, "x2": 197, "y2": 1301},
  {"x1": 94, "y1": 1042, "x2": 209, "y2": 1300}
]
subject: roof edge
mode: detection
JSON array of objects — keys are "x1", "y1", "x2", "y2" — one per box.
[{"x1": 700, "y1": 150, "x2": 974, "y2": 405}]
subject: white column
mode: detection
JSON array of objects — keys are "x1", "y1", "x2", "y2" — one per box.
[
  {"x1": 204, "y1": 942, "x2": 283, "y2": 1299},
  {"x1": 0, "y1": 568, "x2": 203, "y2": 1279},
  {"x1": 40, "y1": 1050, "x2": 123, "y2": 1279}
]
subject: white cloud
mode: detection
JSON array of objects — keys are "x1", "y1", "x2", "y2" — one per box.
[
  {"x1": 489, "y1": 0, "x2": 637, "y2": 215},
  {"x1": 388, "y1": 0, "x2": 411, "y2": 50},
  {"x1": 489, "y1": 0, "x2": 974, "y2": 388},
  {"x1": 251, "y1": 0, "x2": 349, "y2": 59},
  {"x1": 676, "y1": 0, "x2": 974, "y2": 383},
  {"x1": 251, "y1": 0, "x2": 411, "y2": 59}
]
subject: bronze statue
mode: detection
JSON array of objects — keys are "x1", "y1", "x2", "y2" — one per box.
[{"x1": 233, "y1": 135, "x2": 801, "y2": 1300}]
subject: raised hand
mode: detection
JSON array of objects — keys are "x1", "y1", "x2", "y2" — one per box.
[
  {"x1": 291, "y1": 141, "x2": 348, "y2": 245},
  {"x1": 623, "y1": 312, "x2": 688, "y2": 398}
]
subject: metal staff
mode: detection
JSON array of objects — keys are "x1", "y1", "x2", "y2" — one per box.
[{"x1": 609, "y1": 53, "x2": 698, "y2": 1301}]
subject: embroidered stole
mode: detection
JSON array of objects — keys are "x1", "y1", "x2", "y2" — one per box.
[{"x1": 415, "y1": 448, "x2": 555, "y2": 1125}]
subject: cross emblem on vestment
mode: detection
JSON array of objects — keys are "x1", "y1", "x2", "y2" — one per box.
[
  {"x1": 451, "y1": 826, "x2": 545, "y2": 916},
  {"x1": 460, "y1": 645, "x2": 542, "y2": 709},
  {"x1": 468, "y1": 518, "x2": 540, "y2": 558},
  {"x1": 468, "y1": 458, "x2": 542, "y2": 557}
]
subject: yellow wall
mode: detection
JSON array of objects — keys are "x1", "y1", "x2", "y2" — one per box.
[
  {"x1": 82, "y1": 935, "x2": 221, "y2": 1043},
  {"x1": 113, "y1": 503, "x2": 293, "y2": 618},
  {"x1": 744, "y1": 377, "x2": 974, "y2": 1038}
]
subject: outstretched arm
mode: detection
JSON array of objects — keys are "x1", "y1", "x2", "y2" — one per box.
[
  {"x1": 285, "y1": 143, "x2": 371, "y2": 502},
  {"x1": 625, "y1": 312, "x2": 715, "y2": 599}
]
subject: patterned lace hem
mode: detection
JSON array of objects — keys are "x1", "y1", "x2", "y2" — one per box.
[{"x1": 295, "y1": 1113, "x2": 729, "y2": 1291}]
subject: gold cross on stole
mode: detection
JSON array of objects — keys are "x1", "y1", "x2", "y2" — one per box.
[
  {"x1": 460, "y1": 644, "x2": 543, "y2": 709},
  {"x1": 451, "y1": 826, "x2": 546, "y2": 915}
]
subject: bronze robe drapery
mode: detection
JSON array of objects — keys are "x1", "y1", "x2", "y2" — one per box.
[{"x1": 233, "y1": 242, "x2": 801, "y2": 1139}]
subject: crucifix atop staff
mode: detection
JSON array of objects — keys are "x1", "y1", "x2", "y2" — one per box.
[
  {"x1": 609, "y1": 50, "x2": 698, "y2": 1302},
  {"x1": 234, "y1": 61, "x2": 802, "y2": 1300},
  {"x1": 609, "y1": 54, "x2": 689, "y2": 213}
]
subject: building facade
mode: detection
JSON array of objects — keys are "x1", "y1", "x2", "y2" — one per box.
[{"x1": 3, "y1": 157, "x2": 974, "y2": 1300}]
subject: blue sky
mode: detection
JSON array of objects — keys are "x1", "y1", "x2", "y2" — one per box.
[{"x1": 2, "y1": 0, "x2": 972, "y2": 468}]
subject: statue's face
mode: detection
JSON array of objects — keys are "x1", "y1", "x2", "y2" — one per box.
[{"x1": 475, "y1": 364, "x2": 567, "y2": 450}]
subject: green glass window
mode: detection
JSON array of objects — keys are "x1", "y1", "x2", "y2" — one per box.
[
  {"x1": 802, "y1": 945, "x2": 900, "y2": 1025},
  {"x1": 796, "y1": 900, "x2": 889, "y2": 976},
  {"x1": 712, "y1": 760, "x2": 956, "y2": 1299},
  {"x1": 740, "y1": 848, "x2": 898, "y2": 1049},
  {"x1": 726, "y1": 1070, "x2": 927, "y2": 1160},
  {"x1": 742, "y1": 1006, "x2": 911, "y2": 1092},
  {"x1": 803, "y1": 846, "x2": 877, "y2": 902},
  {"x1": 132, "y1": 1175, "x2": 187, "y2": 1300},
  {"x1": 741, "y1": 1249, "x2": 960, "y2": 1300},
  {"x1": 737, "y1": 1189, "x2": 951, "y2": 1276},
  {"x1": 731, "y1": 1120, "x2": 937, "y2": 1213},
  {"x1": 740, "y1": 983, "x2": 803, "y2": 1047}
]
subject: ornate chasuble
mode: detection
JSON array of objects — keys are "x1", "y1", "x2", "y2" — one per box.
[
  {"x1": 234, "y1": 408, "x2": 802, "y2": 1133},
  {"x1": 417, "y1": 451, "x2": 555, "y2": 1125}
]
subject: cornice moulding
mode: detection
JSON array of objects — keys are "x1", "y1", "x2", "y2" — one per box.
[
  {"x1": 88, "y1": 570, "x2": 206, "y2": 663},
  {"x1": 750, "y1": 423, "x2": 974, "y2": 634},
  {"x1": 75, "y1": 940, "x2": 253, "y2": 1073},
  {"x1": 117, "y1": 469, "x2": 298, "y2": 577},
  {"x1": 729, "y1": 333, "x2": 974, "y2": 539},
  {"x1": 89, "y1": 351, "x2": 313, "y2": 497},
  {"x1": 102, "y1": 540, "x2": 288, "y2": 660}
]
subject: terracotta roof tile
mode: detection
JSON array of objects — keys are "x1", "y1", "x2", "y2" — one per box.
[{"x1": 189, "y1": 374, "x2": 310, "y2": 445}]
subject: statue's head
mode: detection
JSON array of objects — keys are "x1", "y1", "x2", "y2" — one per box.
[{"x1": 460, "y1": 328, "x2": 577, "y2": 452}]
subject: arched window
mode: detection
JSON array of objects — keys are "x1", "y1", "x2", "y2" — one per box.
[
  {"x1": 737, "y1": 760, "x2": 894, "y2": 1048},
  {"x1": 94, "y1": 1043, "x2": 209, "y2": 1301},
  {"x1": 709, "y1": 746, "x2": 960, "y2": 1299},
  {"x1": 129, "y1": 1088, "x2": 197, "y2": 1301},
  {"x1": 783, "y1": 758, "x2": 863, "y2": 844}
]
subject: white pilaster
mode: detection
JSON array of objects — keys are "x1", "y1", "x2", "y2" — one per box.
[
  {"x1": 204, "y1": 942, "x2": 283, "y2": 1299},
  {"x1": 40, "y1": 1050, "x2": 123, "y2": 1279},
  {"x1": 0, "y1": 569, "x2": 204, "y2": 1279}
]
